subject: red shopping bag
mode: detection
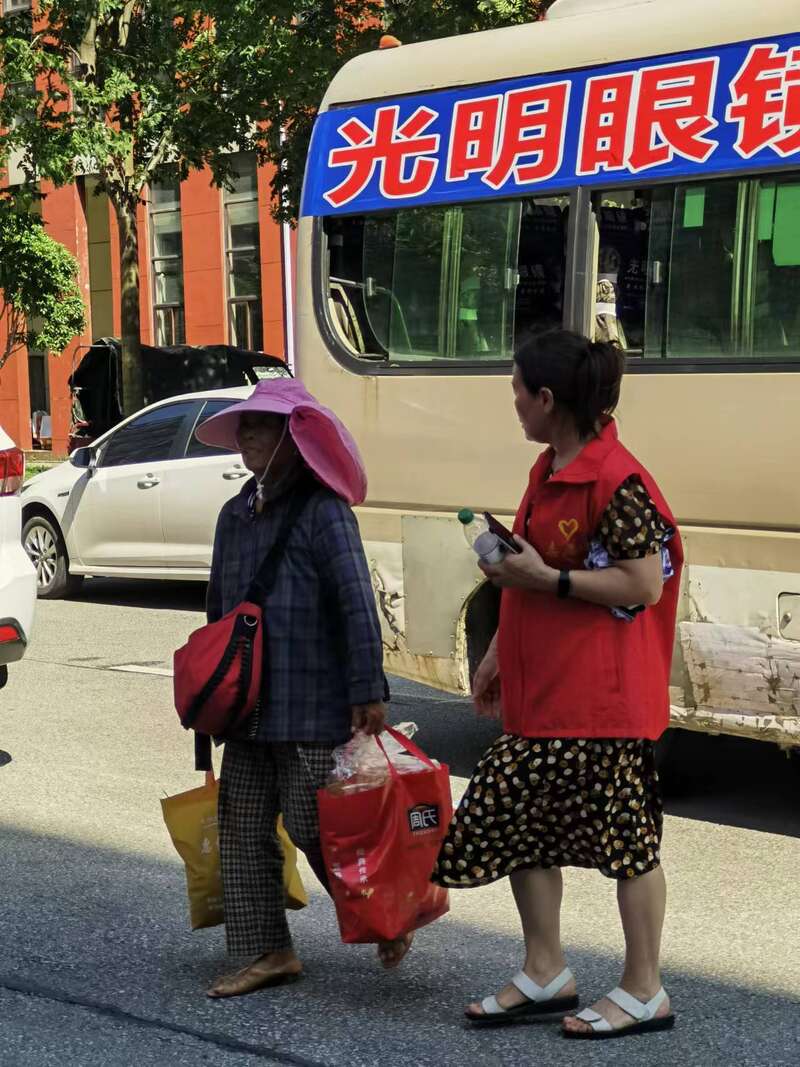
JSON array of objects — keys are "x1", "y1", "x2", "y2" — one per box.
[{"x1": 318, "y1": 728, "x2": 452, "y2": 944}]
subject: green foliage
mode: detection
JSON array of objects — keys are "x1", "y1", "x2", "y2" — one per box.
[
  {"x1": 0, "y1": 2, "x2": 552, "y2": 225},
  {"x1": 0, "y1": 195, "x2": 86, "y2": 369}
]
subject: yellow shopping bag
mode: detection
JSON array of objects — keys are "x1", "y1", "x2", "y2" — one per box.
[{"x1": 161, "y1": 772, "x2": 308, "y2": 930}]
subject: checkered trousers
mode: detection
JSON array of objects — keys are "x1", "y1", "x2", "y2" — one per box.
[{"x1": 218, "y1": 739, "x2": 335, "y2": 957}]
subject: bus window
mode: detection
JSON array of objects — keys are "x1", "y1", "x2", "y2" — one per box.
[
  {"x1": 324, "y1": 195, "x2": 567, "y2": 366},
  {"x1": 596, "y1": 174, "x2": 800, "y2": 362},
  {"x1": 752, "y1": 179, "x2": 800, "y2": 356}
]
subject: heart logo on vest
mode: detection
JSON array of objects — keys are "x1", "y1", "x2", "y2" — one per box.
[{"x1": 558, "y1": 518, "x2": 579, "y2": 542}]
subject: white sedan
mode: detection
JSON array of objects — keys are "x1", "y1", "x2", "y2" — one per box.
[
  {"x1": 0, "y1": 424, "x2": 37, "y2": 683},
  {"x1": 20, "y1": 387, "x2": 255, "y2": 598}
]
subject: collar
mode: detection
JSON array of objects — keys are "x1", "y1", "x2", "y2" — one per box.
[
  {"x1": 231, "y1": 462, "x2": 309, "y2": 521},
  {"x1": 532, "y1": 418, "x2": 619, "y2": 488}
]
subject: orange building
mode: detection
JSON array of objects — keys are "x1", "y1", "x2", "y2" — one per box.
[{"x1": 0, "y1": 149, "x2": 294, "y2": 455}]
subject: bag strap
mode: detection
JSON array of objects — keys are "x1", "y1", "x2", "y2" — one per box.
[
  {"x1": 246, "y1": 480, "x2": 315, "y2": 603},
  {"x1": 195, "y1": 732, "x2": 212, "y2": 772},
  {"x1": 373, "y1": 727, "x2": 438, "y2": 780}
]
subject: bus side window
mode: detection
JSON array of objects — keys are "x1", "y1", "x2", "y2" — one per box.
[
  {"x1": 597, "y1": 174, "x2": 800, "y2": 363},
  {"x1": 324, "y1": 196, "x2": 568, "y2": 367},
  {"x1": 514, "y1": 201, "x2": 567, "y2": 341},
  {"x1": 752, "y1": 180, "x2": 800, "y2": 355}
]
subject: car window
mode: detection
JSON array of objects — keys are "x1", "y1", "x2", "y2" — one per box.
[
  {"x1": 185, "y1": 399, "x2": 239, "y2": 459},
  {"x1": 99, "y1": 401, "x2": 194, "y2": 468}
]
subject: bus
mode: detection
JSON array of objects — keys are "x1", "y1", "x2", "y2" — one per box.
[{"x1": 295, "y1": 0, "x2": 800, "y2": 751}]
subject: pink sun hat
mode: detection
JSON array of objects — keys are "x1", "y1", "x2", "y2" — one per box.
[{"x1": 195, "y1": 378, "x2": 367, "y2": 505}]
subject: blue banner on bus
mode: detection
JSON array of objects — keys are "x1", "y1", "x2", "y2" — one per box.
[{"x1": 301, "y1": 33, "x2": 800, "y2": 217}]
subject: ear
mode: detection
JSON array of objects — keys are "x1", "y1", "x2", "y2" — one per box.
[{"x1": 539, "y1": 387, "x2": 556, "y2": 413}]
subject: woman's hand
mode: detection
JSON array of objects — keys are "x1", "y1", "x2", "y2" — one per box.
[
  {"x1": 472, "y1": 641, "x2": 502, "y2": 719},
  {"x1": 351, "y1": 702, "x2": 386, "y2": 735},
  {"x1": 479, "y1": 535, "x2": 558, "y2": 592}
]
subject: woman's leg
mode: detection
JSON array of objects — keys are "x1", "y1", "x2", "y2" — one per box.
[
  {"x1": 562, "y1": 864, "x2": 670, "y2": 1033},
  {"x1": 468, "y1": 866, "x2": 574, "y2": 1014},
  {"x1": 209, "y1": 741, "x2": 301, "y2": 997}
]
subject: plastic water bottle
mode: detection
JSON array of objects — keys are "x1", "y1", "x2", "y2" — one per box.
[{"x1": 458, "y1": 508, "x2": 507, "y2": 565}]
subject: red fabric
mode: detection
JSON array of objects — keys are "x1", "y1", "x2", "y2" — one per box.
[
  {"x1": 173, "y1": 602, "x2": 263, "y2": 735},
  {"x1": 318, "y1": 729, "x2": 451, "y2": 943},
  {"x1": 498, "y1": 419, "x2": 683, "y2": 740}
]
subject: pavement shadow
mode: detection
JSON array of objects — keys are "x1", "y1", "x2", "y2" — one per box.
[
  {"x1": 74, "y1": 577, "x2": 207, "y2": 613},
  {"x1": 1, "y1": 824, "x2": 797, "y2": 1067},
  {"x1": 388, "y1": 681, "x2": 800, "y2": 839}
]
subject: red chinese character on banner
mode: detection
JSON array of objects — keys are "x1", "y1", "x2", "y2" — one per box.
[
  {"x1": 726, "y1": 43, "x2": 800, "y2": 158},
  {"x1": 483, "y1": 82, "x2": 570, "y2": 190},
  {"x1": 577, "y1": 72, "x2": 636, "y2": 175},
  {"x1": 628, "y1": 58, "x2": 719, "y2": 171},
  {"x1": 324, "y1": 105, "x2": 440, "y2": 208},
  {"x1": 446, "y1": 96, "x2": 502, "y2": 181}
]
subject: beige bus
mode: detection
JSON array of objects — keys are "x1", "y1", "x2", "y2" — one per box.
[{"x1": 295, "y1": 0, "x2": 800, "y2": 749}]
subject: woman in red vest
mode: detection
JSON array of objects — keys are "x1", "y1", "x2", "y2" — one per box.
[{"x1": 432, "y1": 330, "x2": 683, "y2": 1040}]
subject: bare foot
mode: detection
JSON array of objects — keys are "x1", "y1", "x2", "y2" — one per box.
[
  {"x1": 562, "y1": 986, "x2": 671, "y2": 1035},
  {"x1": 207, "y1": 949, "x2": 302, "y2": 998},
  {"x1": 466, "y1": 965, "x2": 576, "y2": 1018},
  {"x1": 377, "y1": 932, "x2": 414, "y2": 970}
]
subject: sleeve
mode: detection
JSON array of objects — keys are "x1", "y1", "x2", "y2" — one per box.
[
  {"x1": 205, "y1": 510, "x2": 226, "y2": 624},
  {"x1": 310, "y1": 494, "x2": 386, "y2": 706},
  {"x1": 597, "y1": 475, "x2": 673, "y2": 561}
]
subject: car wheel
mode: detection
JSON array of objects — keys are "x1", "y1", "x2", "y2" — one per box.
[{"x1": 22, "y1": 514, "x2": 84, "y2": 600}]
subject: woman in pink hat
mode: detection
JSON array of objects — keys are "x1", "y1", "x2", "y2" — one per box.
[{"x1": 195, "y1": 379, "x2": 407, "y2": 997}]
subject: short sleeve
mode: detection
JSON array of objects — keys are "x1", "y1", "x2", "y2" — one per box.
[{"x1": 597, "y1": 475, "x2": 673, "y2": 560}]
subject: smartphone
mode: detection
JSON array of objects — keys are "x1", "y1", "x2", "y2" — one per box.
[{"x1": 483, "y1": 511, "x2": 521, "y2": 553}]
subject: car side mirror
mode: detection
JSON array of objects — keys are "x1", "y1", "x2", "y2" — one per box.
[{"x1": 70, "y1": 446, "x2": 95, "y2": 472}]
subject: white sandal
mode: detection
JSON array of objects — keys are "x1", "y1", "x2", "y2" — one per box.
[
  {"x1": 466, "y1": 967, "x2": 578, "y2": 1027},
  {"x1": 562, "y1": 986, "x2": 675, "y2": 1040}
]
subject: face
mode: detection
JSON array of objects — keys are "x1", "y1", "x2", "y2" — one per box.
[
  {"x1": 512, "y1": 364, "x2": 555, "y2": 444},
  {"x1": 236, "y1": 412, "x2": 295, "y2": 477}
]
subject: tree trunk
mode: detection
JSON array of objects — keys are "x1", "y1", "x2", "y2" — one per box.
[{"x1": 113, "y1": 197, "x2": 143, "y2": 416}]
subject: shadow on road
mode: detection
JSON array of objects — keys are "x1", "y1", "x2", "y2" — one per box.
[
  {"x1": 388, "y1": 678, "x2": 800, "y2": 840},
  {"x1": 1, "y1": 824, "x2": 796, "y2": 1067},
  {"x1": 73, "y1": 578, "x2": 207, "y2": 613}
]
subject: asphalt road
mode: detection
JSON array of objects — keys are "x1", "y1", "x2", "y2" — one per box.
[{"x1": 1, "y1": 578, "x2": 799, "y2": 1067}]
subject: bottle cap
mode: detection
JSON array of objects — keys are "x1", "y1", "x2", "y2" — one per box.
[{"x1": 457, "y1": 508, "x2": 475, "y2": 525}]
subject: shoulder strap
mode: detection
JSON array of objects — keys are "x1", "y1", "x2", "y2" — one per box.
[{"x1": 246, "y1": 481, "x2": 315, "y2": 603}]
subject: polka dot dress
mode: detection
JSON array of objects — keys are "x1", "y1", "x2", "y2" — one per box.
[{"x1": 432, "y1": 735, "x2": 662, "y2": 885}]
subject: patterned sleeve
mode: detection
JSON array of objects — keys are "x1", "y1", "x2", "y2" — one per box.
[
  {"x1": 597, "y1": 475, "x2": 673, "y2": 560},
  {"x1": 310, "y1": 494, "x2": 386, "y2": 707}
]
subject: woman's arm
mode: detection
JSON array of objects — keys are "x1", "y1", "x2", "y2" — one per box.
[
  {"x1": 310, "y1": 495, "x2": 386, "y2": 728},
  {"x1": 480, "y1": 536, "x2": 664, "y2": 608},
  {"x1": 472, "y1": 631, "x2": 502, "y2": 718},
  {"x1": 205, "y1": 513, "x2": 226, "y2": 623}
]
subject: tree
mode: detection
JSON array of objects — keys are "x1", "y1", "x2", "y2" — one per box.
[
  {"x1": 0, "y1": 192, "x2": 86, "y2": 372},
  {"x1": 0, "y1": 1, "x2": 551, "y2": 413}
]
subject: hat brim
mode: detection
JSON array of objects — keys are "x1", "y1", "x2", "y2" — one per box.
[
  {"x1": 195, "y1": 394, "x2": 293, "y2": 450},
  {"x1": 196, "y1": 396, "x2": 367, "y2": 506}
]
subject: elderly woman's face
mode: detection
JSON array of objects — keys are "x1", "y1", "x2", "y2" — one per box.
[{"x1": 236, "y1": 412, "x2": 292, "y2": 476}]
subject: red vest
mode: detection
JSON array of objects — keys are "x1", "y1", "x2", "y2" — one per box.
[{"x1": 498, "y1": 419, "x2": 683, "y2": 740}]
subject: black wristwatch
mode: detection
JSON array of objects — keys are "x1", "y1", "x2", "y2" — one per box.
[{"x1": 557, "y1": 569, "x2": 571, "y2": 599}]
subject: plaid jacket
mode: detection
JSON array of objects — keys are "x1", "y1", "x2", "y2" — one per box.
[{"x1": 205, "y1": 475, "x2": 385, "y2": 743}]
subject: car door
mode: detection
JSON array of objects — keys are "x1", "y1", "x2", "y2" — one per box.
[
  {"x1": 69, "y1": 400, "x2": 198, "y2": 570},
  {"x1": 159, "y1": 399, "x2": 250, "y2": 569}
]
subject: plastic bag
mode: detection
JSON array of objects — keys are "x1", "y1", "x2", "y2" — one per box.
[
  {"x1": 327, "y1": 722, "x2": 439, "y2": 794},
  {"x1": 161, "y1": 773, "x2": 307, "y2": 930},
  {"x1": 318, "y1": 727, "x2": 451, "y2": 943}
]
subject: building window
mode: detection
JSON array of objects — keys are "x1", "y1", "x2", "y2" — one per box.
[
  {"x1": 149, "y1": 171, "x2": 185, "y2": 346},
  {"x1": 224, "y1": 152, "x2": 263, "y2": 352},
  {"x1": 2, "y1": 0, "x2": 33, "y2": 12}
]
